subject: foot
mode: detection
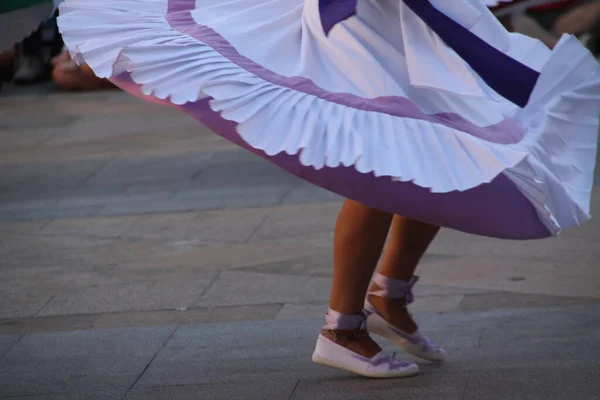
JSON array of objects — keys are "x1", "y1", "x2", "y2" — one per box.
[
  {"x1": 312, "y1": 309, "x2": 418, "y2": 378},
  {"x1": 365, "y1": 274, "x2": 446, "y2": 362}
]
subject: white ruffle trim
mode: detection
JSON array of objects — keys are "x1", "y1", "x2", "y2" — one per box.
[{"x1": 58, "y1": 0, "x2": 600, "y2": 234}]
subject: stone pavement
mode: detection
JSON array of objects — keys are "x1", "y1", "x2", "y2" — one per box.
[{"x1": 0, "y1": 84, "x2": 599, "y2": 399}]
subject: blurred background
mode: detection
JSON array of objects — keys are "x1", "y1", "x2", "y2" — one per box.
[{"x1": 0, "y1": 1, "x2": 599, "y2": 399}]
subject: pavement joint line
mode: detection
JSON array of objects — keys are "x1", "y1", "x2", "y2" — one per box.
[
  {"x1": 190, "y1": 165, "x2": 204, "y2": 180},
  {"x1": 244, "y1": 214, "x2": 270, "y2": 244},
  {"x1": 0, "y1": 303, "x2": 286, "y2": 333},
  {"x1": 75, "y1": 157, "x2": 114, "y2": 188},
  {"x1": 276, "y1": 183, "x2": 300, "y2": 206},
  {"x1": 0, "y1": 333, "x2": 24, "y2": 360},
  {"x1": 40, "y1": 220, "x2": 53, "y2": 230},
  {"x1": 0, "y1": 390, "x2": 68, "y2": 399},
  {"x1": 2, "y1": 300, "x2": 598, "y2": 335},
  {"x1": 194, "y1": 271, "x2": 222, "y2": 306},
  {"x1": 0, "y1": 302, "x2": 284, "y2": 322},
  {"x1": 0, "y1": 200, "x2": 343, "y2": 226},
  {"x1": 37, "y1": 128, "x2": 62, "y2": 147},
  {"x1": 121, "y1": 325, "x2": 180, "y2": 400},
  {"x1": 476, "y1": 328, "x2": 486, "y2": 349},
  {"x1": 461, "y1": 372, "x2": 473, "y2": 400},
  {"x1": 0, "y1": 229, "x2": 129, "y2": 241},
  {"x1": 288, "y1": 379, "x2": 301, "y2": 400},
  {"x1": 33, "y1": 296, "x2": 56, "y2": 318}
]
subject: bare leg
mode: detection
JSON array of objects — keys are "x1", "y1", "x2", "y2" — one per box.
[
  {"x1": 511, "y1": 13, "x2": 559, "y2": 49},
  {"x1": 554, "y1": 0, "x2": 600, "y2": 37},
  {"x1": 322, "y1": 199, "x2": 393, "y2": 358},
  {"x1": 368, "y1": 216, "x2": 440, "y2": 333}
]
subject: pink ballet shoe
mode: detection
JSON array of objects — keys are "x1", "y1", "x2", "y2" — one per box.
[
  {"x1": 365, "y1": 274, "x2": 447, "y2": 363},
  {"x1": 312, "y1": 309, "x2": 419, "y2": 378}
]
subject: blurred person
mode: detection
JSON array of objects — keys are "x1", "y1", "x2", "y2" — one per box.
[
  {"x1": 12, "y1": 11, "x2": 63, "y2": 84},
  {"x1": 58, "y1": 0, "x2": 600, "y2": 379},
  {"x1": 526, "y1": 0, "x2": 600, "y2": 51},
  {"x1": 0, "y1": 47, "x2": 17, "y2": 86},
  {"x1": 553, "y1": 1, "x2": 600, "y2": 35},
  {"x1": 47, "y1": 0, "x2": 115, "y2": 91},
  {"x1": 0, "y1": 0, "x2": 55, "y2": 90},
  {"x1": 0, "y1": 0, "x2": 54, "y2": 52},
  {"x1": 489, "y1": 0, "x2": 566, "y2": 48},
  {"x1": 510, "y1": 13, "x2": 561, "y2": 48},
  {"x1": 51, "y1": 48, "x2": 115, "y2": 91},
  {"x1": 488, "y1": 0, "x2": 600, "y2": 50}
]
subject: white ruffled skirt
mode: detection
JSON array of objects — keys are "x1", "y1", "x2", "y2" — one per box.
[{"x1": 58, "y1": 0, "x2": 600, "y2": 239}]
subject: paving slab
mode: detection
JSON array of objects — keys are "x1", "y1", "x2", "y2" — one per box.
[
  {"x1": 0, "y1": 315, "x2": 99, "y2": 335},
  {"x1": 0, "y1": 183, "x2": 130, "y2": 204},
  {"x1": 121, "y1": 209, "x2": 268, "y2": 243},
  {"x1": 125, "y1": 379, "x2": 298, "y2": 400},
  {"x1": 402, "y1": 303, "x2": 600, "y2": 333},
  {"x1": 84, "y1": 153, "x2": 212, "y2": 186},
  {"x1": 0, "y1": 206, "x2": 107, "y2": 222},
  {"x1": 275, "y1": 294, "x2": 466, "y2": 320},
  {"x1": 428, "y1": 212, "x2": 600, "y2": 265},
  {"x1": 418, "y1": 256, "x2": 600, "y2": 299},
  {"x1": 248, "y1": 203, "x2": 338, "y2": 242},
  {"x1": 0, "y1": 292, "x2": 53, "y2": 320},
  {"x1": 1, "y1": 83, "x2": 599, "y2": 399},
  {"x1": 281, "y1": 184, "x2": 344, "y2": 206},
  {"x1": 0, "y1": 326, "x2": 175, "y2": 397},
  {"x1": 42, "y1": 215, "x2": 136, "y2": 238},
  {"x1": 235, "y1": 253, "x2": 335, "y2": 277},
  {"x1": 460, "y1": 291, "x2": 600, "y2": 310},
  {"x1": 135, "y1": 318, "x2": 481, "y2": 388},
  {"x1": 1, "y1": 391, "x2": 125, "y2": 400},
  {"x1": 289, "y1": 374, "x2": 470, "y2": 400},
  {"x1": 133, "y1": 241, "x2": 321, "y2": 273},
  {"x1": 0, "y1": 304, "x2": 596, "y2": 398},
  {"x1": 463, "y1": 368, "x2": 600, "y2": 400},
  {"x1": 0, "y1": 159, "x2": 107, "y2": 193},
  {"x1": 0, "y1": 305, "x2": 282, "y2": 334},
  {"x1": 54, "y1": 113, "x2": 199, "y2": 145},
  {"x1": 171, "y1": 184, "x2": 292, "y2": 210},
  {"x1": 0, "y1": 126, "x2": 62, "y2": 150},
  {"x1": 196, "y1": 156, "x2": 302, "y2": 188},
  {"x1": 197, "y1": 271, "x2": 332, "y2": 307},
  {"x1": 36, "y1": 272, "x2": 219, "y2": 317}
]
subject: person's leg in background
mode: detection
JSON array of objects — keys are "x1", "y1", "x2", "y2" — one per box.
[{"x1": 511, "y1": 13, "x2": 560, "y2": 48}]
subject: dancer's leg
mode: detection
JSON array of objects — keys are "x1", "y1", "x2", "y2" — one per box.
[
  {"x1": 329, "y1": 199, "x2": 393, "y2": 314},
  {"x1": 362, "y1": 216, "x2": 446, "y2": 362},
  {"x1": 369, "y1": 215, "x2": 440, "y2": 333},
  {"x1": 314, "y1": 200, "x2": 419, "y2": 377},
  {"x1": 323, "y1": 199, "x2": 393, "y2": 358}
]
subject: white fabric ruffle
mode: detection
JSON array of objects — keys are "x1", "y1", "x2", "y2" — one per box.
[{"x1": 58, "y1": 0, "x2": 600, "y2": 234}]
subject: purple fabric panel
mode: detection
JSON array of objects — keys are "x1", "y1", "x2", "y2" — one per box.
[
  {"x1": 111, "y1": 72, "x2": 551, "y2": 239},
  {"x1": 165, "y1": 0, "x2": 524, "y2": 145},
  {"x1": 319, "y1": 0, "x2": 357, "y2": 35}
]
